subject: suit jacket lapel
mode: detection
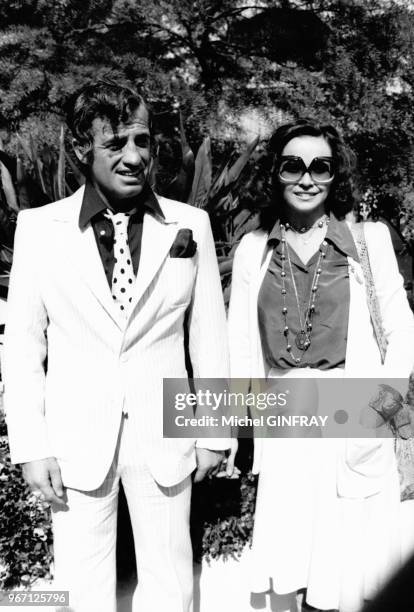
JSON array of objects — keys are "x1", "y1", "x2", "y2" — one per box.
[
  {"x1": 132, "y1": 210, "x2": 178, "y2": 308},
  {"x1": 73, "y1": 223, "x2": 124, "y2": 328},
  {"x1": 250, "y1": 233, "x2": 272, "y2": 378},
  {"x1": 51, "y1": 187, "x2": 179, "y2": 327},
  {"x1": 345, "y1": 256, "x2": 383, "y2": 376},
  {"x1": 51, "y1": 188, "x2": 124, "y2": 330}
]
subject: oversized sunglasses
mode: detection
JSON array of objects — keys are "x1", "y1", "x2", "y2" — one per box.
[{"x1": 278, "y1": 156, "x2": 335, "y2": 184}]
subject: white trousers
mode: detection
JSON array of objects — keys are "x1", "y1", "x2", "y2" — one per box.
[{"x1": 52, "y1": 416, "x2": 193, "y2": 612}]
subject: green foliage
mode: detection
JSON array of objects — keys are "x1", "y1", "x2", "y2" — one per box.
[
  {"x1": 0, "y1": 410, "x2": 53, "y2": 589},
  {"x1": 201, "y1": 472, "x2": 257, "y2": 562},
  {"x1": 0, "y1": 404, "x2": 257, "y2": 586},
  {"x1": 2, "y1": 0, "x2": 414, "y2": 243}
]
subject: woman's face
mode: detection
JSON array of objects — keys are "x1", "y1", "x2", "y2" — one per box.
[{"x1": 279, "y1": 135, "x2": 333, "y2": 218}]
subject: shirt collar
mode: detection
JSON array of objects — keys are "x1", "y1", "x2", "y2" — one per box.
[
  {"x1": 326, "y1": 213, "x2": 359, "y2": 260},
  {"x1": 79, "y1": 180, "x2": 164, "y2": 229},
  {"x1": 267, "y1": 213, "x2": 359, "y2": 261}
]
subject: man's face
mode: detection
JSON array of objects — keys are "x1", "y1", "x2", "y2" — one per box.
[{"x1": 78, "y1": 105, "x2": 151, "y2": 204}]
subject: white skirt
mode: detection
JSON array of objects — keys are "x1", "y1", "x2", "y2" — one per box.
[{"x1": 250, "y1": 368, "x2": 403, "y2": 612}]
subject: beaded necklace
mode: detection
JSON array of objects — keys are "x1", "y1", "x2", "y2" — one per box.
[
  {"x1": 280, "y1": 223, "x2": 329, "y2": 366},
  {"x1": 285, "y1": 214, "x2": 329, "y2": 245}
]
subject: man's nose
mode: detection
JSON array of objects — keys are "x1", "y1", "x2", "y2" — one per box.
[{"x1": 122, "y1": 143, "x2": 142, "y2": 166}]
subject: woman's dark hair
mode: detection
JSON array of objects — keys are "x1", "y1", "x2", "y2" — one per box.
[
  {"x1": 65, "y1": 80, "x2": 152, "y2": 164},
  {"x1": 259, "y1": 118, "x2": 356, "y2": 231}
]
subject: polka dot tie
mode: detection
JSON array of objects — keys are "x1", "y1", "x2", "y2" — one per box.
[{"x1": 104, "y1": 209, "x2": 136, "y2": 319}]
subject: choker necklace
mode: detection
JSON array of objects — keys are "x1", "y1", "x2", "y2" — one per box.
[
  {"x1": 285, "y1": 215, "x2": 329, "y2": 246},
  {"x1": 280, "y1": 224, "x2": 329, "y2": 365},
  {"x1": 284, "y1": 214, "x2": 329, "y2": 234}
]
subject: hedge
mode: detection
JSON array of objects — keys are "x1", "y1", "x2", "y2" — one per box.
[{"x1": 0, "y1": 407, "x2": 256, "y2": 589}]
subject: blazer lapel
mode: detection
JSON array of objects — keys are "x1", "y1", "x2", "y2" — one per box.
[
  {"x1": 51, "y1": 188, "x2": 124, "y2": 330},
  {"x1": 250, "y1": 233, "x2": 272, "y2": 378},
  {"x1": 131, "y1": 210, "x2": 178, "y2": 308},
  {"x1": 345, "y1": 256, "x2": 382, "y2": 376},
  {"x1": 73, "y1": 223, "x2": 124, "y2": 328},
  {"x1": 51, "y1": 188, "x2": 178, "y2": 327}
]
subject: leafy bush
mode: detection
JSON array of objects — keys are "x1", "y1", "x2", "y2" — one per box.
[
  {"x1": 0, "y1": 408, "x2": 53, "y2": 589},
  {"x1": 201, "y1": 472, "x2": 257, "y2": 562},
  {"x1": 1, "y1": 403, "x2": 257, "y2": 587}
]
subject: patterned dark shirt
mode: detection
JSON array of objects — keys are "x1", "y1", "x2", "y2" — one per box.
[{"x1": 79, "y1": 181, "x2": 164, "y2": 286}]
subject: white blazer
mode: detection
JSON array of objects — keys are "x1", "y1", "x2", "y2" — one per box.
[
  {"x1": 3, "y1": 186, "x2": 229, "y2": 490},
  {"x1": 228, "y1": 221, "x2": 414, "y2": 489}
]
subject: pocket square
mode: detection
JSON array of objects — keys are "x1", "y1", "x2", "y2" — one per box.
[{"x1": 169, "y1": 228, "x2": 197, "y2": 258}]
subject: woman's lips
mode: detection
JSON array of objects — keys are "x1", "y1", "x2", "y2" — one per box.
[{"x1": 293, "y1": 192, "x2": 319, "y2": 199}]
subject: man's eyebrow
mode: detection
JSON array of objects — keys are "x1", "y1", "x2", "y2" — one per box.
[
  {"x1": 102, "y1": 134, "x2": 124, "y2": 145},
  {"x1": 100, "y1": 129, "x2": 151, "y2": 146}
]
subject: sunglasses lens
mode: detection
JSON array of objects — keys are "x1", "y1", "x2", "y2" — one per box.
[
  {"x1": 309, "y1": 159, "x2": 334, "y2": 182},
  {"x1": 279, "y1": 159, "x2": 303, "y2": 182}
]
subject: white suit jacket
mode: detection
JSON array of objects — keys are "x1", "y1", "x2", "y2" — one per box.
[
  {"x1": 4, "y1": 186, "x2": 229, "y2": 490},
  {"x1": 228, "y1": 221, "x2": 414, "y2": 494}
]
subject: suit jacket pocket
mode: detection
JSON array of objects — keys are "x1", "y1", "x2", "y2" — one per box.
[
  {"x1": 337, "y1": 438, "x2": 394, "y2": 498},
  {"x1": 161, "y1": 257, "x2": 196, "y2": 307}
]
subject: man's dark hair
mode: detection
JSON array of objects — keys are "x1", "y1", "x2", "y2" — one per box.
[
  {"x1": 259, "y1": 118, "x2": 356, "y2": 231},
  {"x1": 65, "y1": 80, "x2": 152, "y2": 161}
]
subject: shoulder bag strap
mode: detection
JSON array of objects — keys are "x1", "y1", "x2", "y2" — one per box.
[{"x1": 350, "y1": 222, "x2": 388, "y2": 365}]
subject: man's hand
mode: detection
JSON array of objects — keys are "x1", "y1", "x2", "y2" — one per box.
[
  {"x1": 193, "y1": 448, "x2": 225, "y2": 483},
  {"x1": 22, "y1": 457, "x2": 67, "y2": 508},
  {"x1": 215, "y1": 439, "x2": 241, "y2": 479},
  {"x1": 225, "y1": 439, "x2": 239, "y2": 477}
]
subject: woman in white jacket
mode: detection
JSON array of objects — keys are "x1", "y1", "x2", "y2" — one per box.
[{"x1": 227, "y1": 119, "x2": 414, "y2": 612}]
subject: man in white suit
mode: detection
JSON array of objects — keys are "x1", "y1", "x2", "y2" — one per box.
[{"x1": 3, "y1": 82, "x2": 230, "y2": 612}]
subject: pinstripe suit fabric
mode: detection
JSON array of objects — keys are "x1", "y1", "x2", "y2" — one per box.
[
  {"x1": 52, "y1": 416, "x2": 192, "y2": 612},
  {"x1": 3, "y1": 186, "x2": 229, "y2": 611}
]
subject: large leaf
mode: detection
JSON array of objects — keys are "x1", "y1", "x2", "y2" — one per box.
[
  {"x1": 218, "y1": 257, "x2": 233, "y2": 276},
  {"x1": 215, "y1": 193, "x2": 235, "y2": 214},
  {"x1": 168, "y1": 116, "x2": 195, "y2": 202},
  {"x1": 0, "y1": 159, "x2": 19, "y2": 212},
  {"x1": 0, "y1": 149, "x2": 16, "y2": 177},
  {"x1": 65, "y1": 152, "x2": 85, "y2": 187},
  {"x1": 0, "y1": 207, "x2": 16, "y2": 249},
  {"x1": 57, "y1": 125, "x2": 66, "y2": 200},
  {"x1": 15, "y1": 156, "x2": 31, "y2": 209},
  {"x1": 232, "y1": 208, "x2": 259, "y2": 243},
  {"x1": 28, "y1": 133, "x2": 47, "y2": 194},
  {"x1": 227, "y1": 135, "x2": 259, "y2": 185},
  {"x1": 169, "y1": 113, "x2": 195, "y2": 201},
  {"x1": 40, "y1": 144, "x2": 57, "y2": 201},
  {"x1": 179, "y1": 112, "x2": 194, "y2": 170},
  {"x1": 188, "y1": 137, "x2": 212, "y2": 208},
  {"x1": 0, "y1": 245, "x2": 13, "y2": 266},
  {"x1": 16, "y1": 133, "x2": 33, "y2": 163},
  {"x1": 209, "y1": 165, "x2": 229, "y2": 200},
  {"x1": 0, "y1": 245, "x2": 14, "y2": 278},
  {"x1": 16, "y1": 134, "x2": 50, "y2": 200},
  {"x1": 222, "y1": 284, "x2": 232, "y2": 307},
  {"x1": 148, "y1": 144, "x2": 160, "y2": 192},
  {"x1": 65, "y1": 180, "x2": 73, "y2": 195},
  {"x1": 209, "y1": 136, "x2": 259, "y2": 201}
]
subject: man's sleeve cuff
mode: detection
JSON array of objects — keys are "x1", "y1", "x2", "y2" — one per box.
[{"x1": 195, "y1": 438, "x2": 232, "y2": 451}]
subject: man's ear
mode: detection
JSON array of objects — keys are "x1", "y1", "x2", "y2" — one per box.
[{"x1": 72, "y1": 139, "x2": 91, "y2": 165}]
